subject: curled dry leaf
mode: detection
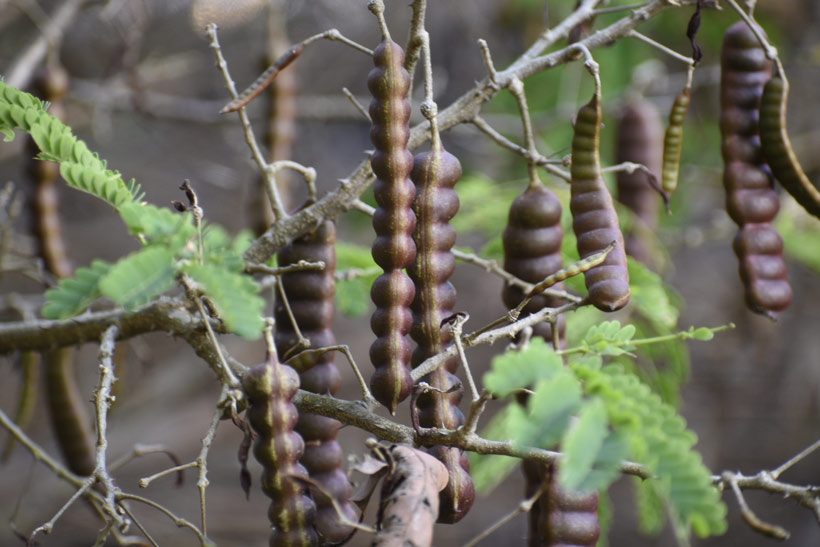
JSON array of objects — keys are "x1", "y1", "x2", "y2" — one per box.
[{"x1": 372, "y1": 444, "x2": 448, "y2": 547}]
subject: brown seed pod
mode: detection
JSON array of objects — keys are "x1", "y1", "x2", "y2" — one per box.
[
  {"x1": 367, "y1": 38, "x2": 416, "y2": 413},
  {"x1": 502, "y1": 182, "x2": 566, "y2": 346},
  {"x1": 759, "y1": 74, "x2": 820, "y2": 219},
  {"x1": 243, "y1": 353, "x2": 318, "y2": 547},
  {"x1": 570, "y1": 92, "x2": 630, "y2": 312},
  {"x1": 720, "y1": 21, "x2": 791, "y2": 316},
  {"x1": 661, "y1": 87, "x2": 690, "y2": 198},
  {"x1": 615, "y1": 98, "x2": 663, "y2": 266},
  {"x1": 537, "y1": 464, "x2": 600, "y2": 546},
  {"x1": 407, "y1": 147, "x2": 474, "y2": 523},
  {"x1": 274, "y1": 219, "x2": 357, "y2": 543}
]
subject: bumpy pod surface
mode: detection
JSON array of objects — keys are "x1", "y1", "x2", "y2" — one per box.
[
  {"x1": 759, "y1": 74, "x2": 820, "y2": 219},
  {"x1": 243, "y1": 356, "x2": 318, "y2": 547},
  {"x1": 616, "y1": 99, "x2": 662, "y2": 265},
  {"x1": 537, "y1": 465, "x2": 600, "y2": 546},
  {"x1": 367, "y1": 39, "x2": 416, "y2": 413},
  {"x1": 407, "y1": 147, "x2": 474, "y2": 523},
  {"x1": 274, "y1": 220, "x2": 356, "y2": 542},
  {"x1": 720, "y1": 21, "x2": 791, "y2": 314},
  {"x1": 502, "y1": 183, "x2": 566, "y2": 346},
  {"x1": 570, "y1": 93, "x2": 630, "y2": 312},
  {"x1": 661, "y1": 89, "x2": 690, "y2": 197}
]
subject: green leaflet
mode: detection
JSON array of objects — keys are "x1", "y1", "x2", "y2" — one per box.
[
  {"x1": 42, "y1": 260, "x2": 112, "y2": 319},
  {"x1": 627, "y1": 257, "x2": 680, "y2": 331},
  {"x1": 467, "y1": 405, "x2": 523, "y2": 493},
  {"x1": 98, "y1": 247, "x2": 177, "y2": 311},
  {"x1": 119, "y1": 202, "x2": 196, "y2": 250},
  {"x1": 558, "y1": 398, "x2": 608, "y2": 491},
  {"x1": 184, "y1": 263, "x2": 264, "y2": 340},
  {"x1": 0, "y1": 80, "x2": 135, "y2": 208},
  {"x1": 334, "y1": 241, "x2": 379, "y2": 317},
  {"x1": 581, "y1": 320, "x2": 636, "y2": 356},
  {"x1": 201, "y1": 225, "x2": 248, "y2": 272},
  {"x1": 573, "y1": 362, "x2": 727, "y2": 537},
  {"x1": 484, "y1": 337, "x2": 564, "y2": 398}
]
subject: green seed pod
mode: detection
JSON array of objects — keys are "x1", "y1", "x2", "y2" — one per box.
[
  {"x1": 407, "y1": 147, "x2": 474, "y2": 523},
  {"x1": 243, "y1": 354, "x2": 318, "y2": 547},
  {"x1": 570, "y1": 92, "x2": 630, "y2": 312},
  {"x1": 660, "y1": 89, "x2": 690, "y2": 197},
  {"x1": 720, "y1": 21, "x2": 791, "y2": 316},
  {"x1": 367, "y1": 39, "x2": 416, "y2": 413},
  {"x1": 502, "y1": 182, "x2": 566, "y2": 346},
  {"x1": 616, "y1": 98, "x2": 663, "y2": 265},
  {"x1": 759, "y1": 74, "x2": 820, "y2": 219},
  {"x1": 274, "y1": 219, "x2": 356, "y2": 543}
]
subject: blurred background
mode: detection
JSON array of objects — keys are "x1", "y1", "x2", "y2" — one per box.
[{"x1": 2, "y1": 0, "x2": 820, "y2": 545}]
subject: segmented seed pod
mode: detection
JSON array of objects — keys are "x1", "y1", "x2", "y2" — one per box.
[
  {"x1": 407, "y1": 147, "x2": 474, "y2": 523},
  {"x1": 720, "y1": 21, "x2": 791, "y2": 315},
  {"x1": 243, "y1": 353, "x2": 318, "y2": 547},
  {"x1": 661, "y1": 88, "x2": 691, "y2": 197},
  {"x1": 759, "y1": 74, "x2": 820, "y2": 219},
  {"x1": 570, "y1": 92, "x2": 630, "y2": 312},
  {"x1": 616, "y1": 98, "x2": 663, "y2": 265},
  {"x1": 501, "y1": 182, "x2": 566, "y2": 346},
  {"x1": 537, "y1": 463, "x2": 600, "y2": 546},
  {"x1": 367, "y1": 38, "x2": 416, "y2": 413},
  {"x1": 274, "y1": 219, "x2": 356, "y2": 543}
]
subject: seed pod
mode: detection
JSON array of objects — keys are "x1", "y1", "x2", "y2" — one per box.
[
  {"x1": 367, "y1": 38, "x2": 416, "y2": 413},
  {"x1": 502, "y1": 182, "x2": 566, "y2": 346},
  {"x1": 720, "y1": 21, "x2": 791, "y2": 315},
  {"x1": 570, "y1": 92, "x2": 630, "y2": 312},
  {"x1": 661, "y1": 88, "x2": 690, "y2": 197},
  {"x1": 243, "y1": 353, "x2": 318, "y2": 547},
  {"x1": 616, "y1": 99, "x2": 663, "y2": 265},
  {"x1": 274, "y1": 219, "x2": 356, "y2": 543},
  {"x1": 407, "y1": 147, "x2": 474, "y2": 523},
  {"x1": 759, "y1": 74, "x2": 820, "y2": 219},
  {"x1": 537, "y1": 463, "x2": 600, "y2": 546}
]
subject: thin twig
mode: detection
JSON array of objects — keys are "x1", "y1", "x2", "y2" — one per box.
[
  {"x1": 771, "y1": 438, "x2": 820, "y2": 480},
  {"x1": 461, "y1": 483, "x2": 544, "y2": 547},
  {"x1": 342, "y1": 87, "x2": 371, "y2": 122},
  {"x1": 246, "y1": 259, "x2": 325, "y2": 276},
  {"x1": 723, "y1": 471, "x2": 790, "y2": 540},
  {"x1": 629, "y1": 30, "x2": 695, "y2": 65}
]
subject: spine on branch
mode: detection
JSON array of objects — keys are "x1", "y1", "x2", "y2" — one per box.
[
  {"x1": 720, "y1": 21, "x2": 791, "y2": 316},
  {"x1": 570, "y1": 92, "x2": 630, "y2": 312},
  {"x1": 408, "y1": 146, "x2": 474, "y2": 523},
  {"x1": 502, "y1": 182, "x2": 566, "y2": 346},
  {"x1": 367, "y1": 39, "x2": 416, "y2": 413},
  {"x1": 274, "y1": 219, "x2": 356, "y2": 543},
  {"x1": 615, "y1": 98, "x2": 663, "y2": 266},
  {"x1": 244, "y1": 353, "x2": 318, "y2": 547}
]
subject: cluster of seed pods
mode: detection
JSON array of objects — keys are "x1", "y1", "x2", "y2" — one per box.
[
  {"x1": 274, "y1": 219, "x2": 357, "y2": 543},
  {"x1": 720, "y1": 21, "x2": 791, "y2": 316},
  {"x1": 367, "y1": 37, "x2": 416, "y2": 413},
  {"x1": 570, "y1": 91, "x2": 631, "y2": 312},
  {"x1": 615, "y1": 98, "x2": 663, "y2": 266},
  {"x1": 243, "y1": 353, "x2": 318, "y2": 547},
  {"x1": 502, "y1": 181, "x2": 566, "y2": 346},
  {"x1": 407, "y1": 146, "x2": 475, "y2": 523}
]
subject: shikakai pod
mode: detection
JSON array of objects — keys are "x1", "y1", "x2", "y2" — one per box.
[
  {"x1": 536, "y1": 463, "x2": 600, "y2": 546},
  {"x1": 28, "y1": 65, "x2": 95, "y2": 477},
  {"x1": 570, "y1": 91, "x2": 630, "y2": 312},
  {"x1": 502, "y1": 182, "x2": 566, "y2": 347},
  {"x1": 274, "y1": 219, "x2": 356, "y2": 543},
  {"x1": 243, "y1": 353, "x2": 318, "y2": 547},
  {"x1": 615, "y1": 98, "x2": 663, "y2": 265},
  {"x1": 407, "y1": 147, "x2": 474, "y2": 523},
  {"x1": 720, "y1": 21, "x2": 791, "y2": 316},
  {"x1": 661, "y1": 88, "x2": 691, "y2": 198},
  {"x1": 367, "y1": 38, "x2": 416, "y2": 413}
]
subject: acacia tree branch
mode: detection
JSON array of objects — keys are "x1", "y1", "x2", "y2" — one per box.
[{"x1": 242, "y1": 0, "x2": 675, "y2": 264}]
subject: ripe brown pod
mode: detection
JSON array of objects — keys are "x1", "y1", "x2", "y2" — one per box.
[
  {"x1": 502, "y1": 182, "x2": 566, "y2": 346},
  {"x1": 720, "y1": 21, "x2": 791, "y2": 316},
  {"x1": 274, "y1": 219, "x2": 357, "y2": 543},
  {"x1": 615, "y1": 98, "x2": 663, "y2": 266},
  {"x1": 537, "y1": 464, "x2": 600, "y2": 546},
  {"x1": 367, "y1": 37, "x2": 416, "y2": 413},
  {"x1": 407, "y1": 147, "x2": 474, "y2": 523},
  {"x1": 759, "y1": 74, "x2": 820, "y2": 219},
  {"x1": 243, "y1": 353, "x2": 318, "y2": 547},
  {"x1": 570, "y1": 91, "x2": 630, "y2": 312}
]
